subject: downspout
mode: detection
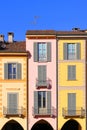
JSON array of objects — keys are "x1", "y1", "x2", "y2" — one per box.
[
  {"x1": 56, "y1": 36, "x2": 58, "y2": 130},
  {"x1": 27, "y1": 52, "x2": 29, "y2": 130},
  {"x1": 85, "y1": 39, "x2": 87, "y2": 130}
]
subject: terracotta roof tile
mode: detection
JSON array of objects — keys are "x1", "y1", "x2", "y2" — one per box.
[
  {"x1": 0, "y1": 41, "x2": 26, "y2": 52},
  {"x1": 26, "y1": 30, "x2": 87, "y2": 35},
  {"x1": 26, "y1": 30, "x2": 56, "y2": 35}
]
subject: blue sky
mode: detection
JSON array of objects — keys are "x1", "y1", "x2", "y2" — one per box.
[{"x1": 0, "y1": 0, "x2": 87, "y2": 40}]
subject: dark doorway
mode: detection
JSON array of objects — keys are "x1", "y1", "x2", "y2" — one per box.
[
  {"x1": 2, "y1": 120, "x2": 23, "y2": 130},
  {"x1": 31, "y1": 120, "x2": 53, "y2": 130},
  {"x1": 61, "y1": 119, "x2": 81, "y2": 130}
]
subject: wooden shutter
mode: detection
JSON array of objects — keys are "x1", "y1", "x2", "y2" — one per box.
[
  {"x1": 47, "y1": 42, "x2": 51, "y2": 61},
  {"x1": 76, "y1": 43, "x2": 81, "y2": 59},
  {"x1": 34, "y1": 91, "x2": 38, "y2": 115},
  {"x1": 7, "y1": 93, "x2": 18, "y2": 114},
  {"x1": 68, "y1": 93, "x2": 76, "y2": 115},
  {"x1": 68, "y1": 65, "x2": 76, "y2": 80},
  {"x1": 4, "y1": 63, "x2": 8, "y2": 79},
  {"x1": 38, "y1": 65, "x2": 46, "y2": 86},
  {"x1": 17, "y1": 63, "x2": 21, "y2": 79},
  {"x1": 63, "y1": 43, "x2": 67, "y2": 60},
  {"x1": 34, "y1": 43, "x2": 38, "y2": 61},
  {"x1": 47, "y1": 91, "x2": 51, "y2": 114}
]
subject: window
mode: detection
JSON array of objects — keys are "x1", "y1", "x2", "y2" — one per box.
[
  {"x1": 34, "y1": 42, "x2": 51, "y2": 62},
  {"x1": 67, "y1": 43, "x2": 76, "y2": 59},
  {"x1": 68, "y1": 65, "x2": 76, "y2": 80},
  {"x1": 37, "y1": 65, "x2": 47, "y2": 87},
  {"x1": 4, "y1": 63, "x2": 21, "y2": 79},
  {"x1": 34, "y1": 91, "x2": 51, "y2": 115},
  {"x1": 38, "y1": 91, "x2": 46, "y2": 108},
  {"x1": 8, "y1": 63, "x2": 17, "y2": 79},
  {"x1": 38, "y1": 43, "x2": 47, "y2": 61},
  {"x1": 7, "y1": 93, "x2": 18, "y2": 114},
  {"x1": 68, "y1": 93, "x2": 76, "y2": 115},
  {"x1": 63, "y1": 43, "x2": 81, "y2": 60}
]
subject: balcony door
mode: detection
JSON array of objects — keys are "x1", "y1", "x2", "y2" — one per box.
[
  {"x1": 68, "y1": 93, "x2": 76, "y2": 115},
  {"x1": 7, "y1": 93, "x2": 18, "y2": 114}
]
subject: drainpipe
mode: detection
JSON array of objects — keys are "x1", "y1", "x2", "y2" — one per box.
[
  {"x1": 85, "y1": 39, "x2": 87, "y2": 130},
  {"x1": 56, "y1": 37, "x2": 58, "y2": 130}
]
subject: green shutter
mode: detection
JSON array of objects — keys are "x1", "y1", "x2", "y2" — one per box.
[
  {"x1": 63, "y1": 43, "x2": 67, "y2": 60},
  {"x1": 7, "y1": 93, "x2": 18, "y2": 114},
  {"x1": 72, "y1": 66, "x2": 76, "y2": 80},
  {"x1": 68, "y1": 66, "x2": 71, "y2": 80},
  {"x1": 17, "y1": 63, "x2": 21, "y2": 79},
  {"x1": 47, "y1": 42, "x2": 51, "y2": 61},
  {"x1": 4, "y1": 63, "x2": 8, "y2": 79},
  {"x1": 38, "y1": 65, "x2": 46, "y2": 86},
  {"x1": 43, "y1": 66, "x2": 47, "y2": 86},
  {"x1": 47, "y1": 91, "x2": 51, "y2": 114},
  {"x1": 34, "y1": 91, "x2": 38, "y2": 114},
  {"x1": 34, "y1": 43, "x2": 38, "y2": 61},
  {"x1": 77, "y1": 43, "x2": 81, "y2": 59},
  {"x1": 68, "y1": 93, "x2": 76, "y2": 115},
  {"x1": 68, "y1": 65, "x2": 76, "y2": 80}
]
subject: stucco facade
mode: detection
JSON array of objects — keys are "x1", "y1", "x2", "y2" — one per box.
[
  {"x1": 26, "y1": 32, "x2": 57, "y2": 130},
  {"x1": 58, "y1": 39, "x2": 86, "y2": 130},
  {"x1": 0, "y1": 52, "x2": 28, "y2": 130}
]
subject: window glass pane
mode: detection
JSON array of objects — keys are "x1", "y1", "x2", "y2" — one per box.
[
  {"x1": 8, "y1": 74, "x2": 12, "y2": 79},
  {"x1": 8, "y1": 64, "x2": 12, "y2": 74},
  {"x1": 38, "y1": 92, "x2": 41, "y2": 108},
  {"x1": 68, "y1": 44, "x2": 76, "y2": 59},
  {"x1": 8, "y1": 63, "x2": 17, "y2": 79},
  {"x1": 43, "y1": 91, "x2": 46, "y2": 108},
  {"x1": 13, "y1": 75, "x2": 16, "y2": 79},
  {"x1": 13, "y1": 67, "x2": 16, "y2": 74},
  {"x1": 38, "y1": 43, "x2": 47, "y2": 61}
]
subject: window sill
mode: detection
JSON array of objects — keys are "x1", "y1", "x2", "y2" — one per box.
[{"x1": 67, "y1": 79, "x2": 77, "y2": 81}]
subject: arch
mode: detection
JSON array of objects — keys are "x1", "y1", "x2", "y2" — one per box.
[
  {"x1": 31, "y1": 119, "x2": 53, "y2": 130},
  {"x1": 61, "y1": 119, "x2": 81, "y2": 130},
  {"x1": 1, "y1": 119, "x2": 24, "y2": 130}
]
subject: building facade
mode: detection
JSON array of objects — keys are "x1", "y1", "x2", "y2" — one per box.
[
  {"x1": 57, "y1": 30, "x2": 87, "y2": 130},
  {"x1": 0, "y1": 34, "x2": 28, "y2": 130},
  {"x1": 26, "y1": 30, "x2": 57, "y2": 130}
]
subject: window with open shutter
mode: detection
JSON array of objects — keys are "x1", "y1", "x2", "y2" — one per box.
[
  {"x1": 63, "y1": 43, "x2": 81, "y2": 60},
  {"x1": 4, "y1": 63, "x2": 21, "y2": 80},
  {"x1": 34, "y1": 42, "x2": 51, "y2": 62}
]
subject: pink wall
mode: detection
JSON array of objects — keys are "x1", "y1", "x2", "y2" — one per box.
[{"x1": 26, "y1": 38, "x2": 57, "y2": 130}]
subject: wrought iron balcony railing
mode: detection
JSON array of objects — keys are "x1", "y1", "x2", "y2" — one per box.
[
  {"x1": 36, "y1": 78, "x2": 52, "y2": 88},
  {"x1": 62, "y1": 107, "x2": 85, "y2": 118},
  {"x1": 3, "y1": 106, "x2": 26, "y2": 117},
  {"x1": 32, "y1": 107, "x2": 56, "y2": 117}
]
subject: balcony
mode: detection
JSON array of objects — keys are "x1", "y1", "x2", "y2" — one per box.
[
  {"x1": 32, "y1": 107, "x2": 56, "y2": 117},
  {"x1": 3, "y1": 106, "x2": 26, "y2": 117},
  {"x1": 36, "y1": 78, "x2": 52, "y2": 89},
  {"x1": 62, "y1": 107, "x2": 85, "y2": 118}
]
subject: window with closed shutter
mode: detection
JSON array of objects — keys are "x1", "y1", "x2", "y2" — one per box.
[
  {"x1": 7, "y1": 93, "x2": 18, "y2": 114},
  {"x1": 68, "y1": 65, "x2": 76, "y2": 80},
  {"x1": 68, "y1": 93, "x2": 76, "y2": 115},
  {"x1": 37, "y1": 65, "x2": 47, "y2": 86}
]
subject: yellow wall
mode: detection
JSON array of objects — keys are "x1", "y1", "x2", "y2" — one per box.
[
  {"x1": 0, "y1": 55, "x2": 27, "y2": 130},
  {"x1": 58, "y1": 62, "x2": 84, "y2": 86},
  {"x1": 58, "y1": 39, "x2": 86, "y2": 130}
]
